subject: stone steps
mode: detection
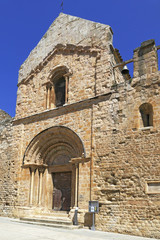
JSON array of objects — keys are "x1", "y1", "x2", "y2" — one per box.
[
  {"x1": 15, "y1": 216, "x2": 81, "y2": 230},
  {"x1": 20, "y1": 217, "x2": 72, "y2": 225},
  {"x1": 38, "y1": 211, "x2": 69, "y2": 218}
]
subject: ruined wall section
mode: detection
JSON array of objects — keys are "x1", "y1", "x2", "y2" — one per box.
[
  {"x1": 92, "y1": 40, "x2": 160, "y2": 238},
  {"x1": 0, "y1": 111, "x2": 17, "y2": 216}
]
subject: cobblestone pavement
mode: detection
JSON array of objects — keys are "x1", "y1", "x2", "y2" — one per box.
[{"x1": 0, "y1": 217, "x2": 157, "y2": 240}]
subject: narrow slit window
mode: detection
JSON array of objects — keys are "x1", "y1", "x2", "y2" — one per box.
[{"x1": 139, "y1": 103, "x2": 153, "y2": 127}]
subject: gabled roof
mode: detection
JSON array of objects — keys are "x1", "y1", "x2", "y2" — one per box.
[{"x1": 18, "y1": 13, "x2": 112, "y2": 83}]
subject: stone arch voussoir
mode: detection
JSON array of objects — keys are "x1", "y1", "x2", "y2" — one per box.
[{"x1": 23, "y1": 126, "x2": 85, "y2": 166}]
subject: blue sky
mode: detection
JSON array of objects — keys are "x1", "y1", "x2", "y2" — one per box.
[{"x1": 0, "y1": 0, "x2": 160, "y2": 117}]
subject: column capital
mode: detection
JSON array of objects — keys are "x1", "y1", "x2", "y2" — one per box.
[
  {"x1": 22, "y1": 163, "x2": 48, "y2": 171},
  {"x1": 38, "y1": 167, "x2": 46, "y2": 174},
  {"x1": 30, "y1": 165, "x2": 37, "y2": 172}
]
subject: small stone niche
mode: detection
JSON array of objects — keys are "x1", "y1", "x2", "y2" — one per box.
[{"x1": 146, "y1": 182, "x2": 160, "y2": 194}]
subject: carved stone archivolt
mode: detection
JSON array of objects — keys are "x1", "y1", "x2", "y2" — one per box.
[
  {"x1": 22, "y1": 126, "x2": 86, "y2": 209},
  {"x1": 22, "y1": 126, "x2": 85, "y2": 168}
]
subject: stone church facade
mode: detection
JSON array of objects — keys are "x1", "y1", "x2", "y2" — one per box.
[{"x1": 0, "y1": 13, "x2": 160, "y2": 238}]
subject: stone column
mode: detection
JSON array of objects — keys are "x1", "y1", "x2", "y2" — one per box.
[
  {"x1": 38, "y1": 167, "x2": 45, "y2": 206},
  {"x1": 29, "y1": 166, "x2": 37, "y2": 205},
  {"x1": 46, "y1": 86, "x2": 50, "y2": 109},
  {"x1": 74, "y1": 163, "x2": 79, "y2": 207},
  {"x1": 65, "y1": 76, "x2": 69, "y2": 103},
  {"x1": 50, "y1": 86, "x2": 55, "y2": 108}
]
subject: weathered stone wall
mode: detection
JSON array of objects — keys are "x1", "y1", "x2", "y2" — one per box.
[
  {"x1": 92, "y1": 41, "x2": 160, "y2": 238},
  {"x1": 92, "y1": 87, "x2": 160, "y2": 238},
  {"x1": 18, "y1": 13, "x2": 112, "y2": 84},
  {"x1": 16, "y1": 48, "x2": 98, "y2": 118},
  {"x1": 16, "y1": 47, "x2": 115, "y2": 119},
  {"x1": 0, "y1": 111, "x2": 17, "y2": 216}
]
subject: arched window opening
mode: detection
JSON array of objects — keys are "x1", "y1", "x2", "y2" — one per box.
[
  {"x1": 46, "y1": 66, "x2": 70, "y2": 109},
  {"x1": 139, "y1": 103, "x2": 153, "y2": 127},
  {"x1": 55, "y1": 77, "x2": 66, "y2": 107}
]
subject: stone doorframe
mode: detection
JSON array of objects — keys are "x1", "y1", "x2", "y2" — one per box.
[
  {"x1": 48, "y1": 163, "x2": 75, "y2": 209},
  {"x1": 22, "y1": 155, "x2": 90, "y2": 212},
  {"x1": 48, "y1": 156, "x2": 90, "y2": 210},
  {"x1": 21, "y1": 126, "x2": 90, "y2": 214},
  {"x1": 69, "y1": 156, "x2": 91, "y2": 209}
]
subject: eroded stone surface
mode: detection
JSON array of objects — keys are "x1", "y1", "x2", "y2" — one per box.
[{"x1": 18, "y1": 13, "x2": 112, "y2": 84}]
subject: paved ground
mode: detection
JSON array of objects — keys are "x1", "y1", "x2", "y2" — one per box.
[{"x1": 0, "y1": 217, "x2": 157, "y2": 240}]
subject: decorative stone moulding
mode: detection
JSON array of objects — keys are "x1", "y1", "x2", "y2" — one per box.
[
  {"x1": 22, "y1": 163, "x2": 48, "y2": 169},
  {"x1": 18, "y1": 44, "x2": 100, "y2": 87},
  {"x1": 70, "y1": 157, "x2": 91, "y2": 164}
]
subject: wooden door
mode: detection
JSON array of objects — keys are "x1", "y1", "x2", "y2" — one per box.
[{"x1": 52, "y1": 172, "x2": 71, "y2": 211}]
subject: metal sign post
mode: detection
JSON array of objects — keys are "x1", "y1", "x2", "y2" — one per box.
[
  {"x1": 91, "y1": 212, "x2": 95, "y2": 231},
  {"x1": 89, "y1": 201, "x2": 99, "y2": 231}
]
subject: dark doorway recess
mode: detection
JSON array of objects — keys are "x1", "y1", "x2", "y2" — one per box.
[{"x1": 52, "y1": 172, "x2": 71, "y2": 211}]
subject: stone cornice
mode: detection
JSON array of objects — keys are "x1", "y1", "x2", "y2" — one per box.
[{"x1": 13, "y1": 91, "x2": 112, "y2": 125}]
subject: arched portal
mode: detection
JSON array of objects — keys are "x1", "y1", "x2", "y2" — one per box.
[{"x1": 23, "y1": 126, "x2": 85, "y2": 211}]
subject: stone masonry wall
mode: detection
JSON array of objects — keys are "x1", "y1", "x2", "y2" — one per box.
[
  {"x1": 16, "y1": 48, "x2": 98, "y2": 118},
  {"x1": 92, "y1": 41, "x2": 160, "y2": 238},
  {"x1": 18, "y1": 13, "x2": 112, "y2": 84},
  {"x1": 0, "y1": 111, "x2": 17, "y2": 216},
  {"x1": 16, "y1": 45, "x2": 116, "y2": 119}
]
